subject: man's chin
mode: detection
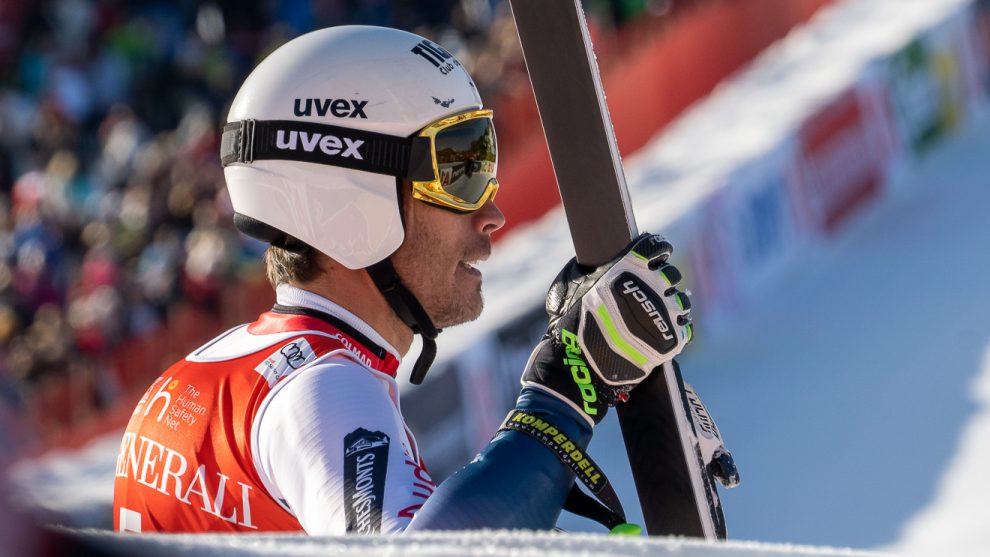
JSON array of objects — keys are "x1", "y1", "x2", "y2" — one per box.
[{"x1": 432, "y1": 296, "x2": 484, "y2": 329}]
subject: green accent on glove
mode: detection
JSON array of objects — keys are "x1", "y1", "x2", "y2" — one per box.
[
  {"x1": 630, "y1": 250, "x2": 650, "y2": 262},
  {"x1": 596, "y1": 304, "x2": 648, "y2": 366}
]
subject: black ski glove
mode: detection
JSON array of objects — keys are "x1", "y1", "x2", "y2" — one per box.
[{"x1": 521, "y1": 233, "x2": 693, "y2": 427}]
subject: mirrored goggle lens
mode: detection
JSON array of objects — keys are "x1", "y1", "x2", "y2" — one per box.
[{"x1": 434, "y1": 117, "x2": 497, "y2": 205}]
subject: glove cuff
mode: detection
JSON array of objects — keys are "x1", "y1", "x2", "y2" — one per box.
[{"x1": 521, "y1": 337, "x2": 613, "y2": 427}]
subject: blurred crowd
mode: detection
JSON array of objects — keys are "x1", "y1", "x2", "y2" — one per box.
[{"x1": 0, "y1": 0, "x2": 699, "y2": 450}]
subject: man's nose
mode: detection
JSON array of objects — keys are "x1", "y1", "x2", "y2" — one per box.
[{"x1": 474, "y1": 197, "x2": 505, "y2": 235}]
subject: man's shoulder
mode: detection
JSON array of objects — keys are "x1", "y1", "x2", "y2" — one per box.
[
  {"x1": 255, "y1": 352, "x2": 399, "y2": 432},
  {"x1": 182, "y1": 321, "x2": 352, "y2": 364}
]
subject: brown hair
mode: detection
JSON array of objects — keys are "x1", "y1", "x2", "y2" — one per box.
[{"x1": 264, "y1": 244, "x2": 324, "y2": 288}]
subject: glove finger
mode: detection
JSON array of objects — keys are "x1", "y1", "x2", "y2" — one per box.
[
  {"x1": 629, "y1": 234, "x2": 673, "y2": 265},
  {"x1": 655, "y1": 263, "x2": 683, "y2": 292},
  {"x1": 670, "y1": 289, "x2": 693, "y2": 344}
]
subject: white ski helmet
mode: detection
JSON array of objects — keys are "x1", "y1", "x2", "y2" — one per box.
[{"x1": 221, "y1": 25, "x2": 483, "y2": 269}]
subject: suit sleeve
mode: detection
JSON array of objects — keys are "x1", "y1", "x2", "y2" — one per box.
[
  {"x1": 405, "y1": 387, "x2": 592, "y2": 531},
  {"x1": 253, "y1": 358, "x2": 433, "y2": 535}
]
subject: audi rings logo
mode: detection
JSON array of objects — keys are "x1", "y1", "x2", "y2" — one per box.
[{"x1": 280, "y1": 342, "x2": 307, "y2": 369}]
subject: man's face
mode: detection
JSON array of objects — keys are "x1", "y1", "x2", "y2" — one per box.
[{"x1": 390, "y1": 187, "x2": 505, "y2": 329}]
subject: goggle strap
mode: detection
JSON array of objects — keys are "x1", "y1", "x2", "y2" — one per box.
[{"x1": 221, "y1": 119, "x2": 433, "y2": 180}]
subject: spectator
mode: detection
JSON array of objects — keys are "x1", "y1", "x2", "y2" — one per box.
[{"x1": 0, "y1": 0, "x2": 691, "y2": 445}]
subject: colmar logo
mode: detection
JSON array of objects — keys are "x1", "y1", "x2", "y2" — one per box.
[
  {"x1": 275, "y1": 130, "x2": 364, "y2": 160},
  {"x1": 293, "y1": 98, "x2": 368, "y2": 119},
  {"x1": 620, "y1": 280, "x2": 674, "y2": 341}
]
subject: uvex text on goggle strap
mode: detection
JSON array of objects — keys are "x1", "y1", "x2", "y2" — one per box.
[{"x1": 220, "y1": 110, "x2": 498, "y2": 212}]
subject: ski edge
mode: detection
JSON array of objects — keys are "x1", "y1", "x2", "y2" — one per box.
[{"x1": 663, "y1": 361, "x2": 727, "y2": 539}]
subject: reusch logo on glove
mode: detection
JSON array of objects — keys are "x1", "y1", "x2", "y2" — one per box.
[
  {"x1": 614, "y1": 273, "x2": 678, "y2": 354},
  {"x1": 275, "y1": 130, "x2": 365, "y2": 160},
  {"x1": 561, "y1": 329, "x2": 598, "y2": 417}
]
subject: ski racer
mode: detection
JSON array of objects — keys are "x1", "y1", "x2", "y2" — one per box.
[{"x1": 112, "y1": 25, "x2": 695, "y2": 535}]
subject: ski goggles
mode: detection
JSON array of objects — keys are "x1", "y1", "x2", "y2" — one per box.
[
  {"x1": 410, "y1": 109, "x2": 499, "y2": 211},
  {"x1": 220, "y1": 109, "x2": 499, "y2": 213}
]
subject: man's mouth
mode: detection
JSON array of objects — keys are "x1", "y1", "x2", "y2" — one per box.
[
  {"x1": 458, "y1": 243, "x2": 491, "y2": 278},
  {"x1": 458, "y1": 261, "x2": 482, "y2": 277},
  {"x1": 458, "y1": 252, "x2": 488, "y2": 277}
]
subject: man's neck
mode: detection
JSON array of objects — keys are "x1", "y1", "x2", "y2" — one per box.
[{"x1": 288, "y1": 268, "x2": 414, "y2": 357}]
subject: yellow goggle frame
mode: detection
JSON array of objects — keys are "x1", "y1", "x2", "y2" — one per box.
[{"x1": 410, "y1": 109, "x2": 499, "y2": 212}]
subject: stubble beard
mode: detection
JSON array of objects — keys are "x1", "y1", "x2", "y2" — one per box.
[{"x1": 390, "y1": 226, "x2": 486, "y2": 330}]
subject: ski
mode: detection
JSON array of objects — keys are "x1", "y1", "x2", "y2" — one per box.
[{"x1": 507, "y1": 0, "x2": 736, "y2": 538}]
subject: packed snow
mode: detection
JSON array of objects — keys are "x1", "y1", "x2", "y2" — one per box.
[{"x1": 60, "y1": 529, "x2": 893, "y2": 557}]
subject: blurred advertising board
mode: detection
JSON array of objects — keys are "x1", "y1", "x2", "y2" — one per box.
[
  {"x1": 792, "y1": 82, "x2": 897, "y2": 235},
  {"x1": 884, "y1": 24, "x2": 969, "y2": 157},
  {"x1": 686, "y1": 147, "x2": 801, "y2": 328}
]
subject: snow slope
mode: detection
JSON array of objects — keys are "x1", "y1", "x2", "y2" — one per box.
[
  {"x1": 62, "y1": 529, "x2": 890, "y2": 557},
  {"x1": 896, "y1": 342, "x2": 990, "y2": 555}
]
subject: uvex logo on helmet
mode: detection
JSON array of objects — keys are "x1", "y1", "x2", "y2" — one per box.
[
  {"x1": 293, "y1": 98, "x2": 368, "y2": 119},
  {"x1": 275, "y1": 130, "x2": 365, "y2": 160}
]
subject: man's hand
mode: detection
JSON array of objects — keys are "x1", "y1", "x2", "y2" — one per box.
[{"x1": 522, "y1": 233, "x2": 693, "y2": 426}]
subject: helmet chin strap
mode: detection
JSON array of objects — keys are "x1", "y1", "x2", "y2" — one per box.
[{"x1": 366, "y1": 258, "x2": 439, "y2": 385}]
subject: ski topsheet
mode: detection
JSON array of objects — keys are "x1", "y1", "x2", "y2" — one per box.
[
  {"x1": 507, "y1": 0, "x2": 731, "y2": 538},
  {"x1": 505, "y1": 0, "x2": 635, "y2": 265},
  {"x1": 621, "y1": 361, "x2": 728, "y2": 538}
]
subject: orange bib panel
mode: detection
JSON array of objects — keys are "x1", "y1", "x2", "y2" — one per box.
[{"x1": 112, "y1": 311, "x2": 400, "y2": 533}]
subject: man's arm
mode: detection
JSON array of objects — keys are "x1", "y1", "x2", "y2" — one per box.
[
  {"x1": 407, "y1": 388, "x2": 590, "y2": 530},
  {"x1": 410, "y1": 234, "x2": 694, "y2": 531},
  {"x1": 254, "y1": 359, "x2": 434, "y2": 535}
]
